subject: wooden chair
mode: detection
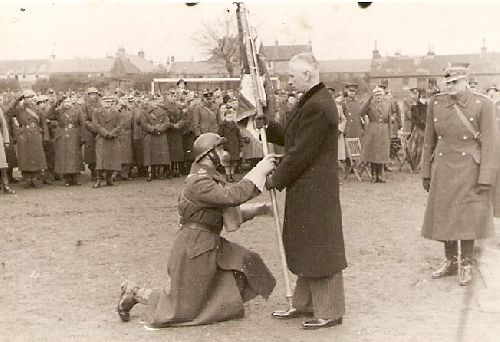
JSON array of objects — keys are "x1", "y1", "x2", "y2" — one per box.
[{"x1": 344, "y1": 138, "x2": 372, "y2": 181}]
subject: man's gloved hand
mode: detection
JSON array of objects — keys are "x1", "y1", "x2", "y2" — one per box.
[
  {"x1": 243, "y1": 136, "x2": 251, "y2": 144},
  {"x1": 476, "y1": 183, "x2": 491, "y2": 194},
  {"x1": 255, "y1": 116, "x2": 268, "y2": 130},
  {"x1": 253, "y1": 154, "x2": 276, "y2": 175},
  {"x1": 423, "y1": 178, "x2": 431, "y2": 192}
]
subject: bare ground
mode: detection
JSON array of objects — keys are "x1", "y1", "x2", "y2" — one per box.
[{"x1": 1, "y1": 170, "x2": 499, "y2": 342}]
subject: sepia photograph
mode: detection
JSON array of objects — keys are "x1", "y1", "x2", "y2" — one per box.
[{"x1": 1, "y1": 1, "x2": 500, "y2": 341}]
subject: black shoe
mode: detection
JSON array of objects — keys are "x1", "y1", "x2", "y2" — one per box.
[
  {"x1": 2, "y1": 184, "x2": 15, "y2": 194},
  {"x1": 459, "y1": 265, "x2": 473, "y2": 286},
  {"x1": 432, "y1": 258, "x2": 458, "y2": 279},
  {"x1": 302, "y1": 317, "x2": 342, "y2": 330},
  {"x1": 117, "y1": 281, "x2": 138, "y2": 323},
  {"x1": 271, "y1": 308, "x2": 314, "y2": 319},
  {"x1": 384, "y1": 165, "x2": 392, "y2": 172},
  {"x1": 375, "y1": 177, "x2": 386, "y2": 183}
]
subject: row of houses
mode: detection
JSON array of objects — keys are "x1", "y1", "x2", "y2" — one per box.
[{"x1": 2, "y1": 41, "x2": 500, "y2": 98}]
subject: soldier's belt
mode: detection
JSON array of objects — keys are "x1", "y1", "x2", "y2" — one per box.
[
  {"x1": 181, "y1": 222, "x2": 221, "y2": 233},
  {"x1": 21, "y1": 123, "x2": 37, "y2": 129}
]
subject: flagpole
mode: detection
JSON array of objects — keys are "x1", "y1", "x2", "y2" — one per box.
[{"x1": 236, "y1": 2, "x2": 293, "y2": 308}]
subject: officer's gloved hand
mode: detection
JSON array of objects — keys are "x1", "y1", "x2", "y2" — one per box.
[
  {"x1": 255, "y1": 115, "x2": 268, "y2": 130},
  {"x1": 476, "y1": 183, "x2": 491, "y2": 194},
  {"x1": 254, "y1": 154, "x2": 277, "y2": 175},
  {"x1": 423, "y1": 178, "x2": 431, "y2": 192}
]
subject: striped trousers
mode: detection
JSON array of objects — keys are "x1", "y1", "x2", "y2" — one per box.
[{"x1": 292, "y1": 272, "x2": 345, "y2": 320}]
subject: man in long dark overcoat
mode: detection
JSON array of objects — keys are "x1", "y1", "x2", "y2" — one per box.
[{"x1": 264, "y1": 53, "x2": 347, "y2": 330}]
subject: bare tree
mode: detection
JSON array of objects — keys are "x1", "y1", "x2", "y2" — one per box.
[{"x1": 192, "y1": 15, "x2": 240, "y2": 77}]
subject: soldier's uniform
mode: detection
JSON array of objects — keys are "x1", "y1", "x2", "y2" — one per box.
[
  {"x1": 81, "y1": 89, "x2": 102, "y2": 181},
  {"x1": 5, "y1": 90, "x2": 48, "y2": 187},
  {"x1": 0, "y1": 107, "x2": 14, "y2": 194},
  {"x1": 422, "y1": 62, "x2": 497, "y2": 286},
  {"x1": 342, "y1": 95, "x2": 364, "y2": 139},
  {"x1": 193, "y1": 96, "x2": 219, "y2": 137},
  {"x1": 117, "y1": 133, "x2": 276, "y2": 328},
  {"x1": 47, "y1": 99, "x2": 85, "y2": 185},
  {"x1": 118, "y1": 101, "x2": 134, "y2": 180}
]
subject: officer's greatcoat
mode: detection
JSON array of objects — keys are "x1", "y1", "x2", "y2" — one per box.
[
  {"x1": 342, "y1": 97, "x2": 364, "y2": 139},
  {"x1": 118, "y1": 107, "x2": 133, "y2": 165},
  {"x1": 92, "y1": 107, "x2": 121, "y2": 171},
  {"x1": 81, "y1": 101, "x2": 100, "y2": 165},
  {"x1": 360, "y1": 99, "x2": 391, "y2": 164},
  {"x1": 6, "y1": 103, "x2": 47, "y2": 172},
  {"x1": 141, "y1": 108, "x2": 171, "y2": 166},
  {"x1": 47, "y1": 105, "x2": 85, "y2": 174},
  {"x1": 0, "y1": 109, "x2": 9, "y2": 168},
  {"x1": 143, "y1": 163, "x2": 275, "y2": 327},
  {"x1": 422, "y1": 91, "x2": 497, "y2": 240}
]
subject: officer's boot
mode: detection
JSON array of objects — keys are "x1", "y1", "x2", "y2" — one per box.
[
  {"x1": 89, "y1": 164, "x2": 97, "y2": 182},
  {"x1": 72, "y1": 174, "x2": 81, "y2": 186},
  {"x1": 41, "y1": 169, "x2": 52, "y2": 185},
  {"x1": 432, "y1": 241, "x2": 458, "y2": 279},
  {"x1": 459, "y1": 240, "x2": 474, "y2": 286},
  {"x1": 147, "y1": 166, "x2": 152, "y2": 182},
  {"x1": 158, "y1": 166, "x2": 165, "y2": 180},
  {"x1": 1, "y1": 169, "x2": 15, "y2": 194},
  {"x1": 93, "y1": 170, "x2": 102, "y2": 189},
  {"x1": 107, "y1": 171, "x2": 117, "y2": 186}
]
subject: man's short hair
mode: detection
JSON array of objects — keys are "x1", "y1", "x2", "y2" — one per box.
[{"x1": 290, "y1": 53, "x2": 319, "y2": 72}]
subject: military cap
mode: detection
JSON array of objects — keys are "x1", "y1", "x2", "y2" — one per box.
[
  {"x1": 87, "y1": 87, "x2": 99, "y2": 94},
  {"x1": 47, "y1": 88, "x2": 55, "y2": 95},
  {"x1": 372, "y1": 87, "x2": 385, "y2": 95},
  {"x1": 202, "y1": 90, "x2": 213, "y2": 98},
  {"x1": 486, "y1": 84, "x2": 498, "y2": 92},
  {"x1": 444, "y1": 62, "x2": 469, "y2": 83},
  {"x1": 22, "y1": 89, "x2": 36, "y2": 98},
  {"x1": 345, "y1": 83, "x2": 358, "y2": 89},
  {"x1": 176, "y1": 79, "x2": 187, "y2": 86}
]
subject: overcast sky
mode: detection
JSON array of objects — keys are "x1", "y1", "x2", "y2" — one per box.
[{"x1": 0, "y1": 0, "x2": 499, "y2": 64}]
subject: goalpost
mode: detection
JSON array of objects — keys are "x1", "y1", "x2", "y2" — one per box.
[{"x1": 151, "y1": 77, "x2": 280, "y2": 94}]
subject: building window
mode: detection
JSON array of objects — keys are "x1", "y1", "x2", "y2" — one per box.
[{"x1": 22, "y1": 75, "x2": 26, "y2": 79}]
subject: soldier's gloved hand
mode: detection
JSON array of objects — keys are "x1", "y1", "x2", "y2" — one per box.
[
  {"x1": 254, "y1": 154, "x2": 277, "y2": 176},
  {"x1": 423, "y1": 178, "x2": 431, "y2": 192},
  {"x1": 255, "y1": 116, "x2": 268, "y2": 129},
  {"x1": 243, "y1": 136, "x2": 251, "y2": 144},
  {"x1": 476, "y1": 183, "x2": 491, "y2": 194}
]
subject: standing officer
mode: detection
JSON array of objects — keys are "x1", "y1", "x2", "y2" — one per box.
[
  {"x1": 263, "y1": 53, "x2": 347, "y2": 330},
  {"x1": 81, "y1": 87, "x2": 101, "y2": 181},
  {"x1": 47, "y1": 97, "x2": 85, "y2": 186},
  {"x1": 117, "y1": 96, "x2": 134, "y2": 180},
  {"x1": 117, "y1": 133, "x2": 277, "y2": 327},
  {"x1": 0, "y1": 94, "x2": 18, "y2": 184},
  {"x1": 92, "y1": 96, "x2": 122, "y2": 187},
  {"x1": 360, "y1": 87, "x2": 391, "y2": 182},
  {"x1": 0, "y1": 105, "x2": 15, "y2": 194},
  {"x1": 342, "y1": 83, "x2": 364, "y2": 141},
  {"x1": 141, "y1": 97, "x2": 172, "y2": 181},
  {"x1": 193, "y1": 91, "x2": 219, "y2": 138},
  {"x1": 5, "y1": 89, "x2": 48, "y2": 188},
  {"x1": 422, "y1": 62, "x2": 497, "y2": 286}
]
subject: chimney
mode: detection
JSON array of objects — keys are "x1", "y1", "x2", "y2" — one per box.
[
  {"x1": 427, "y1": 43, "x2": 435, "y2": 56},
  {"x1": 275, "y1": 39, "x2": 279, "y2": 46},
  {"x1": 138, "y1": 50, "x2": 145, "y2": 58},
  {"x1": 395, "y1": 49, "x2": 401, "y2": 57},
  {"x1": 481, "y1": 38, "x2": 487, "y2": 58},
  {"x1": 49, "y1": 54, "x2": 55, "y2": 60},
  {"x1": 308, "y1": 38, "x2": 313, "y2": 52},
  {"x1": 372, "y1": 41, "x2": 381, "y2": 60},
  {"x1": 117, "y1": 45, "x2": 125, "y2": 56},
  {"x1": 171, "y1": 56, "x2": 175, "y2": 63}
]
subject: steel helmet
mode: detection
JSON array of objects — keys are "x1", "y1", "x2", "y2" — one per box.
[{"x1": 192, "y1": 133, "x2": 227, "y2": 163}]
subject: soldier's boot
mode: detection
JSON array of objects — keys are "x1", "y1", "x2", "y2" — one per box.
[
  {"x1": 89, "y1": 164, "x2": 97, "y2": 182},
  {"x1": 72, "y1": 174, "x2": 81, "y2": 186},
  {"x1": 7, "y1": 167, "x2": 19, "y2": 184},
  {"x1": 1, "y1": 170, "x2": 15, "y2": 195},
  {"x1": 459, "y1": 259, "x2": 473, "y2": 286},
  {"x1": 158, "y1": 166, "x2": 165, "y2": 180},
  {"x1": 93, "y1": 171, "x2": 102, "y2": 189},
  {"x1": 117, "y1": 281, "x2": 151, "y2": 322},
  {"x1": 432, "y1": 257, "x2": 458, "y2": 279},
  {"x1": 147, "y1": 166, "x2": 152, "y2": 182},
  {"x1": 107, "y1": 172, "x2": 117, "y2": 186},
  {"x1": 41, "y1": 170, "x2": 52, "y2": 185},
  {"x1": 64, "y1": 174, "x2": 72, "y2": 187}
]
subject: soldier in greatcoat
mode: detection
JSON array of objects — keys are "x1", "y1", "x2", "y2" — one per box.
[
  {"x1": 47, "y1": 97, "x2": 85, "y2": 186},
  {"x1": 92, "y1": 96, "x2": 122, "y2": 187},
  {"x1": 5, "y1": 89, "x2": 48, "y2": 188},
  {"x1": 0, "y1": 106, "x2": 15, "y2": 194},
  {"x1": 193, "y1": 91, "x2": 219, "y2": 137},
  {"x1": 218, "y1": 105, "x2": 243, "y2": 182},
  {"x1": 360, "y1": 87, "x2": 392, "y2": 182},
  {"x1": 81, "y1": 87, "x2": 101, "y2": 181},
  {"x1": 117, "y1": 133, "x2": 277, "y2": 327},
  {"x1": 181, "y1": 98, "x2": 197, "y2": 175},
  {"x1": 131, "y1": 96, "x2": 146, "y2": 177},
  {"x1": 117, "y1": 97, "x2": 134, "y2": 180},
  {"x1": 141, "y1": 97, "x2": 172, "y2": 181},
  {"x1": 164, "y1": 93, "x2": 186, "y2": 178},
  {"x1": 422, "y1": 63, "x2": 497, "y2": 286},
  {"x1": 0, "y1": 94, "x2": 18, "y2": 184}
]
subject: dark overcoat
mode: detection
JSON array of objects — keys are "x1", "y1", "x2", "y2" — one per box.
[
  {"x1": 143, "y1": 163, "x2": 275, "y2": 327},
  {"x1": 0, "y1": 109, "x2": 9, "y2": 168},
  {"x1": 493, "y1": 100, "x2": 500, "y2": 217},
  {"x1": 118, "y1": 108, "x2": 133, "y2": 165},
  {"x1": 165, "y1": 103, "x2": 185, "y2": 162},
  {"x1": 132, "y1": 106, "x2": 144, "y2": 167},
  {"x1": 218, "y1": 120, "x2": 242, "y2": 161},
  {"x1": 81, "y1": 101, "x2": 100, "y2": 165},
  {"x1": 266, "y1": 82, "x2": 347, "y2": 278},
  {"x1": 422, "y1": 91, "x2": 497, "y2": 240},
  {"x1": 6, "y1": 103, "x2": 47, "y2": 172},
  {"x1": 92, "y1": 107, "x2": 121, "y2": 171},
  {"x1": 47, "y1": 106, "x2": 85, "y2": 174},
  {"x1": 360, "y1": 99, "x2": 391, "y2": 164},
  {"x1": 342, "y1": 97, "x2": 364, "y2": 139},
  {"x1": 141, "y1": 108, "x2": 171, "y2": 166}
]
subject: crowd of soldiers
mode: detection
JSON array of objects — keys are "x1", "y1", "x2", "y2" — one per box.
[{"x1": 0, "y1": 79, "x2": 271, "y2": 193}]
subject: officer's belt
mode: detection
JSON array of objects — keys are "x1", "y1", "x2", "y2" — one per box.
[
  {"x1": 181, "y1": 222, "x2": 221, "y2": 234},
  {"x1": 20, "y1": 123, "x2": 37, "y2": 129}
]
